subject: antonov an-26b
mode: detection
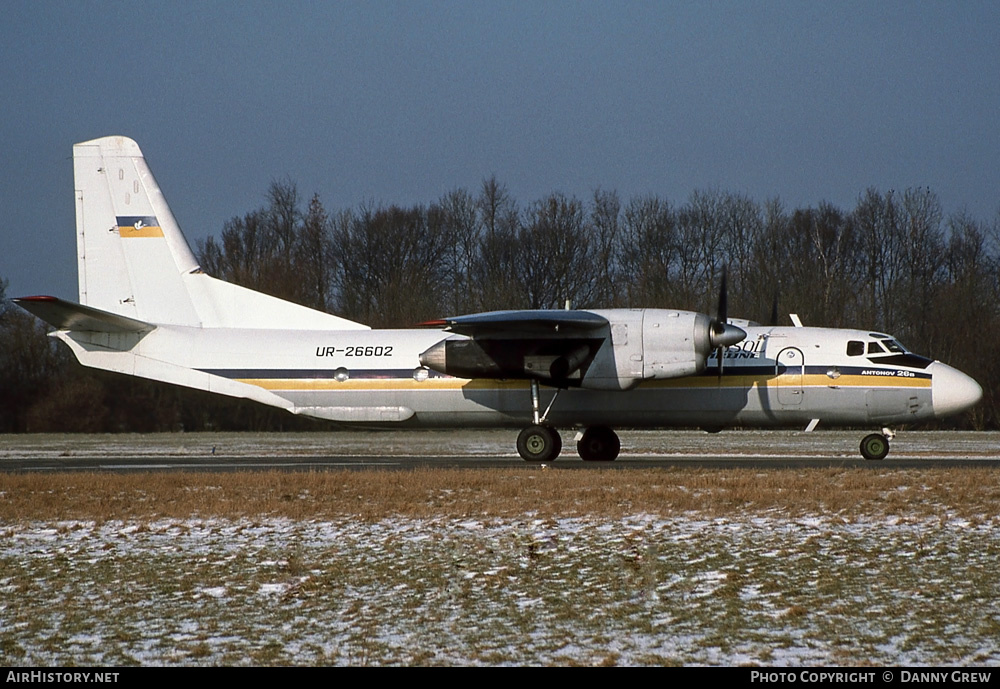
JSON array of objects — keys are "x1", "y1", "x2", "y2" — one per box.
[{"x1": 15, "y1": 136, "x2": 983, "y2": 461}]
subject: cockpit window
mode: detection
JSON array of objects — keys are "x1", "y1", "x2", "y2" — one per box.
[
  {"x1": 862, "y1": 336, "x2": 932, "y2": 368},
  {"x1": 847, "y1": 341, "x2": 864, "y2": 356}
]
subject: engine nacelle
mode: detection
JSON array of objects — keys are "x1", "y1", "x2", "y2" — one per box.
[
  {"x1": 577, "y1": 309, "x2": 745, "y2": 390},
  {"x1": 642, "y1": 310, "x2": 712, "y2": 379}
]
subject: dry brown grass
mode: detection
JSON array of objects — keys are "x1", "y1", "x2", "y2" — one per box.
[{"x1": 2, "y1": 466, "x2": 998, "y2": 522}]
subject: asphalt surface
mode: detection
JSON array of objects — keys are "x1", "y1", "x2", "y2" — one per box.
[
  {"x1": 2, "y1": 430, "x2": 997, "y2": 473},
  {"x1": 3, "y1": 453, "x2": 998, "y2": 473}
]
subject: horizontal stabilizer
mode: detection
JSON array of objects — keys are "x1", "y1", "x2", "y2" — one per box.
[{"x1": 14, "y1": 296, "x2": 152, "y2": 333}]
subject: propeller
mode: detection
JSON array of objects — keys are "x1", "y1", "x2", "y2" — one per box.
[{"x1": 708, "y1": 267, "x2": 746, "y2": 377}]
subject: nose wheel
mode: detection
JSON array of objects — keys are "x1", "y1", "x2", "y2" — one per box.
[{"x1": 859, "y1": 432, "x2": 890, "y2": 460}]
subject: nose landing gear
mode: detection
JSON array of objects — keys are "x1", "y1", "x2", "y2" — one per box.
[{"x1": 859, "y1": 428, "x2": 895, "y2": 460}]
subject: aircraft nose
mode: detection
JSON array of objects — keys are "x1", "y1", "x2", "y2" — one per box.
[{"x1": 932, "y1": 362, "x2": 983, "y2": 419}]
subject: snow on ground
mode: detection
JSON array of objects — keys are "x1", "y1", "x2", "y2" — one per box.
[
  {"x1": 3, "y1": 514, "x2": 999, "y2": 666},
  {"x1": 3, "y1": 431, "x2": 998, "y2": 665}
]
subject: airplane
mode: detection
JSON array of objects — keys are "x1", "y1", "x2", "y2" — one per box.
[{"x1": 14, "y1": 136, "x2": 983, "y2": 462}]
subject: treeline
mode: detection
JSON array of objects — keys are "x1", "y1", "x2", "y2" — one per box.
[{"x1": 2, "y1": 181, "x2": 998, "y2": 431}]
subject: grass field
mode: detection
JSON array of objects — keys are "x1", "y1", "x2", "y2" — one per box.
[{"x1": 2, "y1": 431, "x2": 999, "y2": 666}]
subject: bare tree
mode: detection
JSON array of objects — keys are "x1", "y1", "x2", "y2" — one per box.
[
  {"x1": 0, "y1": 277, "x2": 73, "y2": 431},
  {"x1": 519, "y1": 193, "x2": 597, "y2": 309},
  {"x1": 473, "y1": 177, "x2": 524, "y2": 311},
  {"x1": 718, "y1": 192, "x2": 762, "y2": 312},
  {"x1": 332, "y1": 203, "x2": 451, "y2": 326},
  {"x1": 589, "y1": 189, "x2": 622, "y2": 306},
  {"x1": 619, "y1": 194, "x2": 676, "y2": 306},
  {"x1": 434, "y1": 188, "x2": 480, "y2": 314},
  {"x1": 296, "y1": 194, "x2": 334, "y2": 311},
  {"x1": 676, "y1": 189, "x2": 726, "y2": 312},
  {"x1": 897, "y1": 188, "x2": 945, "y2": 351},
  {"x1": 854, "y1": 188, "x2": 905, "y2": 330}
]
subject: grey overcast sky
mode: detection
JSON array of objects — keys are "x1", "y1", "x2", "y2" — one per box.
[{"x1": 2, "y1": 1, "x2": 998, "y2": 301}]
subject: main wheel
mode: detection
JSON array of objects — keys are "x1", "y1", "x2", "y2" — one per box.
[
  {"x1": 517, "y1": 425, "x2": 562, "y2": 462},
  {"x1": 577, "y1": 426, "x2": 621, "y2": 462},
  {"x1": 860, "y1": 433, "x2": 890, "y2": 460}
]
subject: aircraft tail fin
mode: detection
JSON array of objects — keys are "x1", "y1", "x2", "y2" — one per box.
[{"x1": 72, "y1": 136, "x2": 368, "y2": 330}]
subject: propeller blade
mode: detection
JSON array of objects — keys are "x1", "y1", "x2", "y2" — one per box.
[
  {"x1": 716, "y1": 267, "x2": 728, "y2": 327},
  {"x1": 709, "y1": 267, "x2": 745, "y2": 378},
  {"x1": 696, "y1": 268, "x2": 746, "y2": 379}
]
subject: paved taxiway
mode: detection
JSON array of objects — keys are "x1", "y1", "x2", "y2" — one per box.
[
  {"x1": 1, "y1": 430, "x2": 997, "y2": 472},
  {"x1": 5, "y1": 455, "x2": 1000, "y2": 473}
]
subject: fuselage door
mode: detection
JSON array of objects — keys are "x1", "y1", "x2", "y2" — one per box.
[{"x1": 776, "y1": 347, "x2": 804, "y2": 406}]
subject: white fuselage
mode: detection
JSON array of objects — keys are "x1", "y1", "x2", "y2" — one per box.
[{"x1": 55, "y1": 317, "x2": 979, "y2": 430}]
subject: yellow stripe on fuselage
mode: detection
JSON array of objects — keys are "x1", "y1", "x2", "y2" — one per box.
[
  {"x1": 235, "y1": 373, "x2": 930, "y2": 392},
  {"x1": 642, "y1": 374, "x2": 931, "y2": 390},
  {"x1": 235, "y1": 378, "x2": 529, "y2": 392}
]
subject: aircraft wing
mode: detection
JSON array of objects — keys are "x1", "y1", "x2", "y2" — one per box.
[
  {"x1": 427, "y1": 309, "x2": 609, "y2": 337},
  {"x1": 14, "y1": 296, "x2": 153, "y2": 333},
  {"x1": 419, "y1": 309, "x2": 609, "y2": 383}
]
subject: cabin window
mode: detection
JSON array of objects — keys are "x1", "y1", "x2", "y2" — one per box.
[
  {"x1": 883, "y1": 339, "x2": 905, "y2": 353},
  {"x1": 847, "y1": 341, "x2": 864, "y2": 356},
  {"x1": 867, "y1": 341, "x2": 885, "y2": 354}
]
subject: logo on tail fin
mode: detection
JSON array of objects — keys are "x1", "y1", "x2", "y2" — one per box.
[{"x1": 116, "y1": 216, "x2": 163, "y2": 238}]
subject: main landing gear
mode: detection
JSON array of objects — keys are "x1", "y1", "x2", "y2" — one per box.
[
  {"x1": 516, "y1": 424, "x2": 622, "y2": 462},
  {"x1": 515, "y1": 380, "x2": 622, "y2": 462},
  {"x1": 516, "y1": 425, "x2": 562, "y2": 462},
  {"x1": 576, "y1": 426, "x2": 621, "y2": 462}
]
